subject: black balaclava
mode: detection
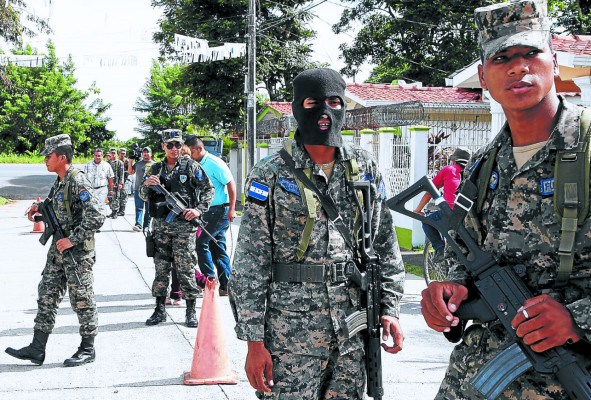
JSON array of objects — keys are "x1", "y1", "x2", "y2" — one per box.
[{"x1": 292, "y1": 68, "x2": 346, "y2": 148}]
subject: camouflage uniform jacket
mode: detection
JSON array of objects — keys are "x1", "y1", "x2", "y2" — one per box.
[
  {"x1": 139, "y1": 157, "x2": 214, "y2": 219},
  {"x1": 108, "y1": 159, "x2": 124, "y2": 186},
  {"x1": 47, "y1": 166, "x2": 105, "y2": 258},
  {"x1": 449, "y1": 96, "x2": 591, "y2": 343},
  {"x1": 230, "y1": 141, "x2": 404, "y2": 356}
]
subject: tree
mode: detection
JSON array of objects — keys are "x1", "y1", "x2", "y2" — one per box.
[
  {"x1": 134, "y1": 60, "x2": 200, "y2": 151},
  {"x1": 0, "y1": 43, "x2": 113, "y2": 154},
  {"x1": 151, "y1": 0, "x2": 318, "y2": 132},
  {"x1": 334, "y1": 0, "x2": 591, "y2": 87},
  {"x1": 0, "y1": 0, "x2": 51, "y2": 46}
]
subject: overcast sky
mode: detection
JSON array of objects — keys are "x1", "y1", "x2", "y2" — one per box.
[{"x1": 18, "y1": 0, "x2": 372, "y2": 141}]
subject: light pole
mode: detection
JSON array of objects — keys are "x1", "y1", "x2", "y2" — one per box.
[{"x1": 246, "y1": 0, "x2": 256, "y2": 172}]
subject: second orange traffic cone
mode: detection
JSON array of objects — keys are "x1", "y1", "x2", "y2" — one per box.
[{"x1": 184, "y1": 277, "x2": 239, "y2": 385}]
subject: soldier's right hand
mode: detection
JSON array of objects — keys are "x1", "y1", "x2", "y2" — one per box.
[
  {"x1": 421, "y1": 281, "x2": 468, "y2": 333},
  {"x1": 25, "y1": 204, "x2": 39, "y2": 222},
  {"x1": 246, "y1": 341, "x2": 274, "y2": 393},
  {"x1": 145, "y1": 174, "x2": 160, "y2": 186}
]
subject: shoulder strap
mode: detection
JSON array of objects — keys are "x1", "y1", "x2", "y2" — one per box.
[
  {"x1": 278, "y1": 147, "x2": 356, "y2": 254},
  {"x1": 554, "y1": 108, "x2": 591, "y2": 286},
  {"x1": 63, "y1": 169, "x2": 81, "y2": 218}
]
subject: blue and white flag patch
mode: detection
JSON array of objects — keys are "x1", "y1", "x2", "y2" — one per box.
[
  {"x1": 489, "y1": 171, "x2": 499, "y2": 190},
  {"x1": 278, "y1": 178, "x2": 300, "y2": 196},
  {"x1": 79, "y1": 189, "x2": 90, "y2": 202},
  {"x1": 58, "y1": 193, "x2": 64, "y2": 200},
  {"x1": 541, "y1": 178, "x2": 554, "y2": 195},
  {"x1": 378, "y1": 180, "x2": 387, "y2": 199},
  {"x1": 360, "y1": 173, "x2": 373, "y2": 182},
  {"x1": 248, "y1": 181, "x2": 269, "y2": 201}
]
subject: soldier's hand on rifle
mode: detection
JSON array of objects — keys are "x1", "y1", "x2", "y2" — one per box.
[
  {"x1": 25, "y1": 203, "x2": 39, "y2": 222},
  {"x1": 56, "y1": 238, "x2": 74, "y2": 253},
  {"x1": 118, "y1": 183, "x2": 123, "y2": 190},
  {"x1": 511, "y1": 294, "x2": 583, "y2": 353},
  {"x1": 182, "y1": 208, "x2": 201, "y2": 221},
  {"x1": 245, "y1": 341, "x2": 274, "y2": 392},
  {"x1": 421, "y1": 281, "x2": 468, "y2": 333},
  {"x1": 381, "y1": 316, "x2": 404, "y2": 354},
  {"x1": 145, "y1": 174, "x2": 160, "y2": 186}
]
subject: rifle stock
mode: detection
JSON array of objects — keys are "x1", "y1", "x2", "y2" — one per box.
[{"x1": 386, "y1": 176, "x2": 591, "y2": 400}]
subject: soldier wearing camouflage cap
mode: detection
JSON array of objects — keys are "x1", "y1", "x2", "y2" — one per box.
[
  {"x1": 229, "y1": 68, "x2": 405, "y2": 398},
  {"x1": 107, "y1": 147, "x2": 124, "y2": 218},
  {"x1": 421, "y1": 1, "x2": 591, "y2": 399},
  {"x1": 140, "y1": 128, "x2": 214, "y2": 328},
  {"x1": 6, "y1": 134, "x2": 105, "y2": 367},
  {"x1": 116, "y1": 147, "x2": 131, "y2": 217}
]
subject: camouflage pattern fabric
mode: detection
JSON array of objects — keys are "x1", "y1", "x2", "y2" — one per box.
[
  {"x1": 34, "y1": 166, "x2": 104, "y2": 336},
  {"x1": 229, "y1": 141, "x2": 404, "y2": 396},
  {"x1": 151, "y1": 218, "x2": 200, "y2": 300},
  {"x1": 108, "y1": 158, "x2": 124, "y2": 214},
  {"x1": 117, "y1": 182, "x2": 128, "y2": 213},
  {"x1": 440, "y1": 97, "x2": 591, "y2": 399},
  {"x1": 140, "y1": 157, "x2": 214, "y2": 300},
  {"x1": 474, "y1": 0, "x2": 551, "y2": 61}
]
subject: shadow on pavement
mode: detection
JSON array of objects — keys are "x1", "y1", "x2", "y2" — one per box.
[{"x1": 0, "y1": 321, "x2": 175, "y2": 337}]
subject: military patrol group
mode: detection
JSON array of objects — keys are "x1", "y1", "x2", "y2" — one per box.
[{"x1": 5, "y1": 0, "x2": 591, "y2": 399}]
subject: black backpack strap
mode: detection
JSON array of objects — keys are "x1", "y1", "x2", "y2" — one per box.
[{"x1": 278, "y1": 148, "x2": 356, "y2": 253}]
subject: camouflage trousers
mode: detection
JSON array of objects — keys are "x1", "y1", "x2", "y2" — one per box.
[
  {"x1": 109, "y1": 189, "x2": 120, "y2": 214},
  {"x1": 34, "y1": 246, "x2": 98, "y2": 337},
  {"x1": 256, "y1": 346, "x2": 365, "y2": 399},
  {"x1": 435, "y1": 324, "x2": 591, "y2": 400},
  {"x1": 151, "y1": 218, "x2": 200, "y2": 300},
  {"x1": 117, "y1": 183, "x2": 128, "y2": 213}
]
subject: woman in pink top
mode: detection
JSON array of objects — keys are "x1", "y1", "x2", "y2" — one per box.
[{"x1": 414, "y1": 147, "x2": 472, "y2": 262}]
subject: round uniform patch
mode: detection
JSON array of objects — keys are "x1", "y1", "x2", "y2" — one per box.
[
  {"x1": 79, "y1": 190, "x2": 90, "y2": 202},
  {"x1": 195, "y1": 170, "x2": 204, "y2": 180},
  {"x1": 489, "y1": 171, "x2": 499, "y2": 190},
  {"x1": 179, "y1": 175, "x2": 187, "y2": 183}
]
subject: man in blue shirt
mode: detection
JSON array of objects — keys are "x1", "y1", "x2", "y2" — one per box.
[{"x1": 185, "y1": 135, "x2": 236, "y2": 295}]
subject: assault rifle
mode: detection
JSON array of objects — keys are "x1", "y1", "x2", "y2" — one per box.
[
  {"x1": 150, "y1": 183, "x2": 219, "y2": 245},
  {"x1": 342, "y1": 180, "x2": 384, "y2": 400},
  {"x1": 386, "y1": 176, "x2": 591, "y2": 400},
  {"x1": 36, "y1": 199, "x2": 82, "y2": 285}
]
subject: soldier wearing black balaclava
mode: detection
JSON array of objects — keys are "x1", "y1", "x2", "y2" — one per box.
[{"x1": 229, "y1": 67, "x2": 405, "y2": 399}]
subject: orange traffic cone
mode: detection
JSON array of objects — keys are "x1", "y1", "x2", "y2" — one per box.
[
  {"x1": 30, "y1": 197, "x2": 44, "y2": 233},
  {"x1": 184, "y1": 277, "x2": 239, "y2": 385}
]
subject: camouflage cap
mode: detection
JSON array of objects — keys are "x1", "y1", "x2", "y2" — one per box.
[
  {"x1": 40, "y1": 134, "x2": 72, "y2": 156},
  {"x1": 110, "y1": 147, "x2": 117, "y2": 153},
  {"x1": 475, "y1": 0, "x2": 552, "y2": 61},
  {"x1": 119, "y1": 148, "x2": 126, "y2": 153},
  {"x1": 162, "y1": 128, "x2": 184, "y2": 143}
]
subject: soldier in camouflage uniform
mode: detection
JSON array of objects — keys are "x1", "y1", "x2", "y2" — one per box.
[
  {"x1": 5, "y1": 134, "x2": 105, "y2": 367},
  {"x1": 108, "y1": 147, "x2": 124, "y2": 219},
  {"x1": 229, "y1": 68, "x2": 405, "y2": 399},
  {"x1": 116, "y1": 148, "x2": 131, "y2": 216},
  {"x1": 420, "y1": 1, "x2": 591, "y2": 399},
  {"x1": 140, "y1": 129, "x2": 214, "y2": 328}
]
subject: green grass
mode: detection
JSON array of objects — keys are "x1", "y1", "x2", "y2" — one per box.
[
  {"x1": 0, "y1": 154, "x2": 92, "y2": 164},
  {"x1": 404, "y1": 262, "x2": 424, "y2": 278},
  {"x1": 0, "y1": 196, "x2": 10, "y2": 206}
]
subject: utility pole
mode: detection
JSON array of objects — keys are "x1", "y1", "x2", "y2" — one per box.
[{"x1": 246, "y1": 0, "x2": 256, "y2": 172}]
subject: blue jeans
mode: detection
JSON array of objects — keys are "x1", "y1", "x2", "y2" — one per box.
[
  {"x1": 196, "y1": 205, "x2": 231, "y2": 290},
  {"x1": 134, "y1": 191, "x2": 150, "y2": 229},
  {"x1": 423, "y1": 209, "x2": 445, "y2": 250}
]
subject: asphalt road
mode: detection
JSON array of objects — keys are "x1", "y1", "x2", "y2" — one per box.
[{"x1": 0, "y1": 164, "x2": 454, "y2": 399}]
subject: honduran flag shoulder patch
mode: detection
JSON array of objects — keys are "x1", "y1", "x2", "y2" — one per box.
[{"x1": 248, "y1": 181, "x2": 269, "y2": 201}]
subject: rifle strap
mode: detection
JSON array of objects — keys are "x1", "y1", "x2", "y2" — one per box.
[
  {"x1": 278, "y1": 147, "x2": 357, "y2": 254},
  {"x1": 63, "y1": 169, "x2": 81, "y2": 218},
  {"x1": 554, "y1": 108, "x2": 591, "y2": 286}
]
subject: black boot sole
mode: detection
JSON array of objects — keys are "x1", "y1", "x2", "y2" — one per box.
[
  {"x1": 5, "y1": 348, "x2": 44, "y2": 365},
  {"x1": 146, "y1": 316, "x2": 166, "y2": 326},
  {"x1": 63, "y1": 356, "x2": 95, "y2": 367}
]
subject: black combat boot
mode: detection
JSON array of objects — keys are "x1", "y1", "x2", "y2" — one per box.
[
  {"x1": 63, "y1": 336, "x2": 95, "y2": 367},
  {"x1": 146, "y1": 296, "x2": 167, "y2": 325},
  {"x1": 110, "y1": 211, "x2": 118, "y2": 219},
  {"x1": 5, "y1": 329, "x2": 49, "y2": 365},
  {"x1": 185, "y1": 299, "x2": 199, "y2": 328}
]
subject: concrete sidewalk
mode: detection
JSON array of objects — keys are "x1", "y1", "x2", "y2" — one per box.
[{"x1": 0, "y1": 200, "x2": 454, "y2": 399}]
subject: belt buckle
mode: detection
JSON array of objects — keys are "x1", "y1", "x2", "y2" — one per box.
[{"x1": 330, "y1": 262, "x2": 346, "y2": 283}]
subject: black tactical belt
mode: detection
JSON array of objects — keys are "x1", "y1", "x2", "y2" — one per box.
[{"x1": 271, "y1": 262, "x2": 349, "y2": 284}]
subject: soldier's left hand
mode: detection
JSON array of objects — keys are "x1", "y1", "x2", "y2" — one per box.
[
  {"x1": 56, "y1": 238, "x2": 74, "y2": 253},
  {"x1": 381, "y1": 316, "x2": 404, "y2": 354},
  {"x1": 118, "y1": 184, "x2": 123, "y2": 190},
  {"x1": 183, "y1": 208, "x2": 201, "y2": 221},
  {"x1": 512, "y1": 294, "x2": 582, "y2": 352}
]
